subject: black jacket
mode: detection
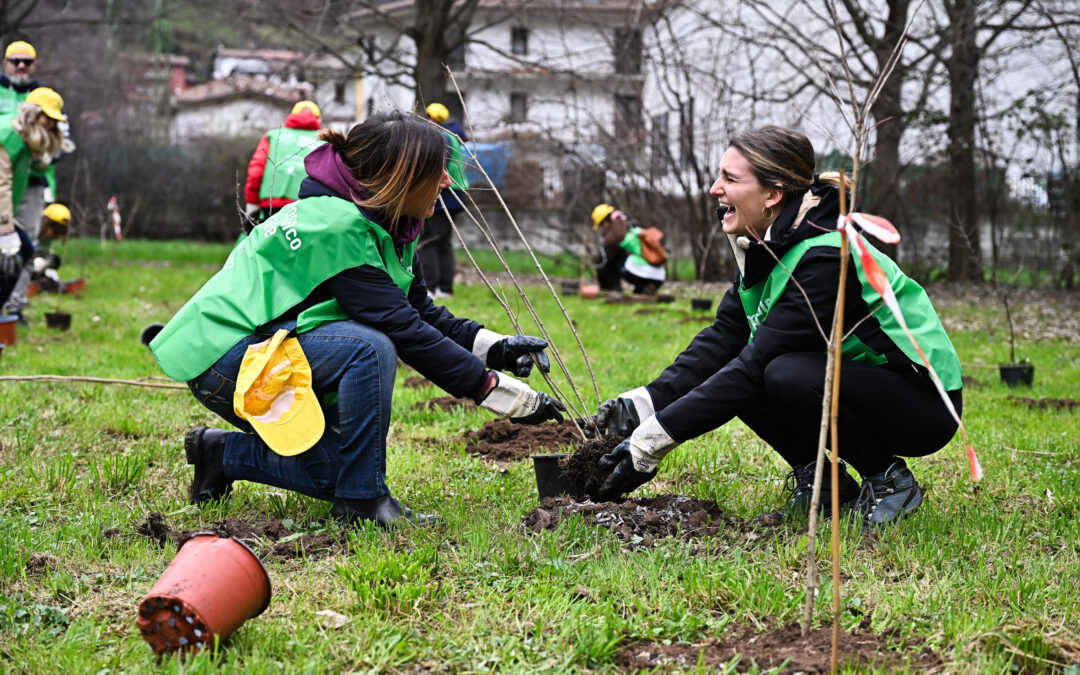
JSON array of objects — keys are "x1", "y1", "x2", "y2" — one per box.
[
  {"x1": 648, "y1": 182, "x2": 922, "y2": 442},
  {"x1": 274, "y1": 177, "x2": 488, "y2": 399}
]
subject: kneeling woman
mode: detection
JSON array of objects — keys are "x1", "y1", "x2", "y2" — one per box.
[
  {"x1": 152, "y1": 112, "x2": 564, "y2": 527},
  {"x1": 591, "y1": 126, "x2": 962, "y2": 526}
]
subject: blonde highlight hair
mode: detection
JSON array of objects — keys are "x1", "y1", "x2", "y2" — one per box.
[
  {"x1": 12, "y1": 101, "x2": 64, "y2": 156},
  {"x1": 318, "y1": 111, "x2": 446, "y2": 227},
  {"x1": 730, "y1": 126, "x2": 856, "y2": 201}
]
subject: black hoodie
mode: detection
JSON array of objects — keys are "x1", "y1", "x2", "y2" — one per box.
[{"x1": 647, "y1": 181, "x2": 927, "y2": 443}]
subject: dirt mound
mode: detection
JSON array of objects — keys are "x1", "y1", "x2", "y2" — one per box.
[
  {"x1": 134, "y1": 512, "x2": 346, "y2": 560},
  {"x1": 564, "y1": 434, "x2": 623, "y2": 499},
  {"x1": 460, "y1": 418, "x2": 581, "y2": 462},
  {"x1": 414, "y1": 396, "x2": 476, "y2": 412},
  {"x1": 402, "y1": 376, "x2": 433, "y2": 389},
  {"x1": 679, "y1": 315, "x2": 713, "y2": 324},
  {"x1": 615, "y1": 623, "x2": 940, "y2": 673},
  {"x1": 522, "y1": 494, "x2": 731, "y2": 547},
  {"x1": 1008, "y1": 395, "x2": 1080, "y2": 411}
]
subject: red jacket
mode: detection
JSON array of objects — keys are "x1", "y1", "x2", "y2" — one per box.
[{"x1": 244, "y1": 109, "x2": 322, "y2": 208}]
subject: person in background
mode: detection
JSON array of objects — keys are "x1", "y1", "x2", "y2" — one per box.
[
  {"x1": 418, "y1": 102, "x2": 470, "y2": 299},
  {"x1": 151, "y1": 111, "x2": 564, "y2": 528},
  {"x1": 0, "y1": 86, "x2": 66, "y2": 319},
  {"x1": 27, "y1": 202, "x2": 68, "y2": 292},
  {"x1": 591, "y1": 203, "x2": 666, "y2": 295},
  {"x1": 590, "y1": 126, "x2": 962, "y2": 528},
  {"x1": 243, "y1": 100, "x2": 324, "y2": 227}
]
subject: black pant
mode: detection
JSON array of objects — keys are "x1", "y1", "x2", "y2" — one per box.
[
  {"x1": 621, "y1": 268, "x2": 662, "y2": 295},
  {"x1": 736, "y1": 352, "x2": 962, "y2": 476},
  {"x1": 595, "y1": 247, "x2": 627, "y2": 291},
  {"x1": 418, "y1": 210, "x2": 456, "y2": 294}
]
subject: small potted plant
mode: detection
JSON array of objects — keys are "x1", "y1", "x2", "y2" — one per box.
[{"x1": 996, "y1": 276, "x2": 1034, "y2": 387}]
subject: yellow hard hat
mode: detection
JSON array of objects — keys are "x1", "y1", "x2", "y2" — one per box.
[
  {"x1": 42, "y1": 203, "x2": 70, "y2": 226},
  {"x1": 591, "y1": 203, "x2": 615, "y2": 230},
  {"x1": 5, "y1": 41, "x2": 36, "y2": 59},
  {"x1": 291, "y1": 100, "x2": 321, "y2": 118},
  {"x1": 426, "y1": 102, "x2": 449, "y2": 123},
  {"x1": 25, "y1": 87, "x2": 65, "y2": 121}
]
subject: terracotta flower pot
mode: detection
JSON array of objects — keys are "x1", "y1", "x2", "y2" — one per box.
[
  {"x1": 27, "y1": 281, "x2": 39, "y2": 298},
  {"x1": 532, "y1": 453, "x2": 571, "y2": 500},
  {"x1": 0, "y1": 314, "x2": 16, "y2": 346},
  {"x1": 63, "y1": 277, "x2": 86, "y2": 294},
  {"x1": 580, "y1": 284, "x2": 600, "y2": 299},
  {"x1": 137, "y1": 534, "x2": 271, "y2": 655},
  {"x1": 44, "y1": 312, "x2": 71, "y2": 331}
]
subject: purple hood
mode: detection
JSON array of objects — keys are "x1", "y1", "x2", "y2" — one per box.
[{"x1": 303, "y1": 143, "x2": 424, "y2": 245}]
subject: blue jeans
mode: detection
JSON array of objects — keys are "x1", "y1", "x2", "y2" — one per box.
[{"x1": 187, "y1": 320, "x2": 397, "y2": 501}]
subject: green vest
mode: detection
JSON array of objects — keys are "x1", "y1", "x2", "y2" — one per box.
[
  {"x1": 737, "y1": 231, "x2": 962, "y2": 390},
  {"x1": 151, "y1": 196, "x2": 418, "y2": 382},
  {"x1": 258, "y1": 127, "x2": 324, "y2": 201},
  {"x1": 444, "y1": 130, "x2": 470, "y2": 191},
  {"x1": 619, "y1": 227, "x2": 650, "y2": 268},
  {"x1": 0, "y1": 86, "x2": 24, "y2": 117},
  {"x1": 0, "y1": 115, "x2": 31, "y2": 211}
]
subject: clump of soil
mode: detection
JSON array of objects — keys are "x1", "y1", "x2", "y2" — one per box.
[
  {"x1": 1008, "y1": 395, "x2": 1080, "y2": 411},
  {"x1": 134, "y1": 512, "x2": 346, "y2": 560},
  {"x1": 563, "y1": 433, "x2": 624, "y2": 500},
  {"x1": 459, "y1": 418, "x2": 581, "y2": 462},
  {"x1": 615, "y1": 623, "x2": 940, "y2": 673},
  {"x1": 402, "y1": 376, "x2": 432, "y2": 389},
  {"x1": 522, "y1": 494, "x2": 731, "y2": 547},
  {"x1": 414, "y1": 396, "x2": 476, "y2": 412}
]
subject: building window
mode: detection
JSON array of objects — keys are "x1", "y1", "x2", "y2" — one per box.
[
  {"x1": 615, "y1": 94, "x2": 643, "y2": 143},
  {"x1": 334, "y1": 80, "x2": 346, "y2": 104},
  {"x1": 511, "y1": 27, "x2": 529, "y2": 56},
  {"x1": 510, "y1": 92, "x2": 527, "y2": 122},
  {"x1": 614, "y1": 28, "x2": 642, "y2": 75}
]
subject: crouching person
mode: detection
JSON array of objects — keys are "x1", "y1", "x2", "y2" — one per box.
[{"x1": 150, "y1": 111, "x2": 564, "y2": 528}]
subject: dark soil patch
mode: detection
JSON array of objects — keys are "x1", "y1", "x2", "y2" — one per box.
[
  {"x1": 961, "y1": 375, "x2": 984, "y2": 389},
  {"x1": 459, "y1": 418, "x2": 581, "y2": 462},
  {"x1": 1007, "y1": 395, "x2": 1080, "y2": 411},
  {"x1": 564, "y1": 434, "x2": 624, "y2": 500},
  {"x1": 413, "y1": 395, "x2": 476, "y2": 412},
  {"x1": 522, "y1": 494, "x2": 732, "y2": 548},
  {"x1": 679, "y1": 315, "x2": 713, "y2": 324},
  {"x1": 403, "y1": 376, "x2": 433, "y2": 389},
  {"x1": 634, "y1": 308, "x2": 666, "y2": 316},
  {"x1": 615, "y1": 623, "x2": 940, "y2": 673},
  {"x1": 134, "y1": 512, "x2": 346, "y2": 560}
]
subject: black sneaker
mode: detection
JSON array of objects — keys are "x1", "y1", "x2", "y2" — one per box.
[
  {"x1": 757, "y1": 460, "x2": 860, "y2": 525},
  {"x1": 184, "y1": 427, "x2": 233, "y2": 505},
  {"x1": 332, "y1": 494, "x2": 439, "y2": 528},
  {"x1": 853, "y1": 460, "x2": 924, "y2": 527}
]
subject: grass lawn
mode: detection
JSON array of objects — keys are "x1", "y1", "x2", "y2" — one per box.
[{"x1": 1, "y1": 239, "x2": 1078, "y2": 673}]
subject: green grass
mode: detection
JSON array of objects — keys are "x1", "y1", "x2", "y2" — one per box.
[{"x1": 1, "y1": 239, "x2": 1078, "y2": 673}]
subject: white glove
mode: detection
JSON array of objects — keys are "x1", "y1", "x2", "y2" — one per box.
[
  {"x1": 471, "y1": 328, "x2": 506, "y2": 362},
  {"x1": 44, "y1": 268, "x2": 60, "y2": 282},
  {"x1": 618, "y1": 385, "x2": 656, "y2": 422},
  {"x1": 245, "y1": 203, "x2": 261, "y2": 217},
  {"x1": 0, "y1": 230, "x2": 20, "y2": 255},
  {"x1": 32, "y1": 256, "x2": 48, "y2": 274},
  {"x1": 625, "y1": 415, "x2": 678, "y2": 473},
  {"x1": 479, "y1": 372, "x2": 565, "y2": 424}
]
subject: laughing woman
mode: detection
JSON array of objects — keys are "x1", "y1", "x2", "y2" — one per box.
[
  {"x1": 151, "y1": 111, "x2": 564, "y2": 527},
  {"x1": 590, "y1": 125, "x2": 963, "y2": 527}
]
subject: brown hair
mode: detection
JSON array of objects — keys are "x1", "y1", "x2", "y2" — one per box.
[
  {"x1": 12, "y1": 101, "x2": 65, "y2": 156},
  {"x1": 729, "y1": 125, "x2": 854, "y2": 202},
  {"x1": 318, "y1": 111, "x2": 447, "y2": 226}
]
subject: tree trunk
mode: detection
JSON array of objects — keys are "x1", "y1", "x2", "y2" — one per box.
[{"x1": 945, "y1": 0, "x2": 983, "y2": 281}]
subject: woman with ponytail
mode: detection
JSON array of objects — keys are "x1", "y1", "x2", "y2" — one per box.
[
  {"x1": 152, "y1": 111, "x2": 564, "y2": 528},
  {"x1": 590, "y1": 125, "x2": 963, "y2": 527}
]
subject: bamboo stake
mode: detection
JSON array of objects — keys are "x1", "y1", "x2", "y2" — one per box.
[{"x1": 0, "y1": 375, "x2": 187, "y2": 390}]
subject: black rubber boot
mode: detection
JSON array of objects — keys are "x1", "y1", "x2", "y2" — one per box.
[
  {"x1": 184, "y1": 427, "x2": 233, "y2": 505},
  {"x1": 853, "y1": 460, "x2": 924, "y2": 527},
  {"x1": 757, "y1": 460, "x2": 860, "y2": 525},
  {"x1": 331, "y1": 495, "x2": 439, "y2": 528}
]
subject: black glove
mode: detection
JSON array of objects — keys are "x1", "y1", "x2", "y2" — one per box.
[
  {"x1": 596, "y1": 439, "x2": 656, "y2": 501},
  {"x1": 0, "y1": 253, "x2": 22, "y2": 277},
  {"x1": 591, "y1": 397, "x2": 640, "y2": 438},
  {"x1": 486, "y1": 335, "x2": 551, "y2": 377},
  {"x1": 511, "y1": 392, "x2": 566, "y2": 425}
]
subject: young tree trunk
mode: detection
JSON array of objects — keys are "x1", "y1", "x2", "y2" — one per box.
[{"x1": 945, "y1": 0, "x2": 983, "y2": 281}]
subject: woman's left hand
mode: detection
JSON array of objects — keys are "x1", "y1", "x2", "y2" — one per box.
[{"x1": 486, "y1": 335, "x2": 551, "y2": 377}]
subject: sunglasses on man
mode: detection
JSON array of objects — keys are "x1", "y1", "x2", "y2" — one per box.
[{"x1": 7, "y1": 58, "x2": 34, "y2": 67}]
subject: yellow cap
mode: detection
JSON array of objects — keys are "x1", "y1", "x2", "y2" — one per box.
[
  {"x1": 426, "y1": 102, "x2": 449, "y2": 123},
  {"x1": 5, "y1": 41, "x2": 36, "y2": 59},
  {"x1": 233, "y1": 329, "x2": 325, "y2": 456},
  {"x1": 591, "y1": 203, "x2": 615, "y2": 230},
  {"x1": 25, "y1": 87, "x2": 65, "y2": 121},
  {"x1": 291, "y1": 100, "x2": 321, "y2": 118},
  {"x1": 42, "y1": 203, "x2": 70, "y2": 226}
]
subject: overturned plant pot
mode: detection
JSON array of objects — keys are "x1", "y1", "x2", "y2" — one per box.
[
  {"x1": 560, "y1": 280, "x2": 580, "y2": 295},
  {"x1": 137, "y1": 534, "x2": 271, "y2": 655},
  {"x1": 690, "y1": 297, "x2": 713, "y2": 311},
  {"x1": 580, "y1": 283, "x2": 600, "y2": 299},
  {"x1": 999, "y1": 363, "x2": 1034, "y2": 388},
  {"x1": 63, "y1": 277, "x2": 86, "y2": 294},
  {"x1": 44, "y1": 311, "x2": 72, "y2": 331}
]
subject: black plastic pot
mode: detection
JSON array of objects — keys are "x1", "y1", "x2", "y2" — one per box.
[
  {"x1": 560, "y1": 280, "x2": 579, "y2": 295},
  {"x1": 690, "y1": 298, "x2": 713, "y2": 311},
  {"x1": 999, "y1": 363, "x2": 1034, "y2": 387},
  {"x1": 532, "y1": 453, "x2": 571, "y2": 500},
  {"x1": 140, "y1": 322, "x2": 165, "y2": 347},
  {"x1": 45, "y1": 311, "x2": 72, "y2": 331},
  {"x1": 655, "y1": 294, "x2": 675, "y2": 304}
]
